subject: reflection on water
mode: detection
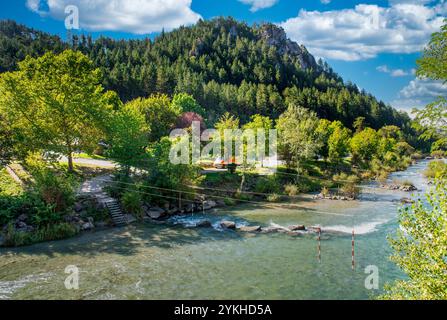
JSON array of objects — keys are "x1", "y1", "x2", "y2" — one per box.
[{"x1": 0, "y1": 161, "x2": 433, "y2": 300}]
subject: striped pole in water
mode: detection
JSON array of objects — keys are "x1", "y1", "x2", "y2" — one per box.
[
  {"x1": 318, "y1": 228, "x2": 321, "y2": 263},
  {"x1": 352, "y1": 230, "x2": 355, "y2": 270}
]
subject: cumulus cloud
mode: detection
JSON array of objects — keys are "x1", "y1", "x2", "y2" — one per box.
[
  {"x1": 280, "y1": 3, "x2": 445, "y2": 61},
  {"x1": 377, "y1": 65, "x2": 411, "y2": 77},
  {"x1": 26, "y1": 0, "x2": 201, "y2": 34},
  {"x1": 391, "y1": 78, "x2": 447, "y2": 111},
  {"x1": 238, "y1": 0, "x2": 279, "y2": 12}
]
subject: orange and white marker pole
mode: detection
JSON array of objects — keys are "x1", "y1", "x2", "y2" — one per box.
[
  {"x1": 352, "y1": 230, "x2": 355, "y2": 270},
  {"x1": 317, "y1": 228, "x2": 322, "y2": 263}
]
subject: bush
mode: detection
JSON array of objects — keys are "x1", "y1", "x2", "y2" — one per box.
[
  {"x1": 321, "y1": 187, "x2": 330, "y2": 197},
  {"x1": 267, "y1": 194, "x2": 282, "y2": 203},
  {"x1": 284, "y1": 184, "x2": 299, "y2": 196},
  {"x1": 224, "y1": 197, "x2": 236, "y2": 206},
  {"x1": 255, "y1": 176, "x2": 280, "y2": 194},
  {"x1": 33, "y1": 168, "x2": 76, "y2": 212},
  {"x1": 1, "y1": 222, "x2": 78, "y2": 247},
  {"x1": 121, "y1": 190, "x2": 142, "y2": 218},
  {"x1": 424, "y1": 161, "x2": 447, "y2": 179},
  {"x1": 431, "y1": 150, "x2": 446, "y2": 159}
]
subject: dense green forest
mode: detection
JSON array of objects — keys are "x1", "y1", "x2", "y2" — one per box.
[{"x1": 0, "y1": 18, "x2": 414, "y2": 134}]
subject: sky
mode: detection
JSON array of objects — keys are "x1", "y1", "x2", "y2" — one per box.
[{"x1": 0, "y1": 0, "x2": 446, "y2": 115}]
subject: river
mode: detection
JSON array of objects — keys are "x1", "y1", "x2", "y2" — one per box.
[{"x1": 0, "y1": 160, "x2": 433, "y2": 300}]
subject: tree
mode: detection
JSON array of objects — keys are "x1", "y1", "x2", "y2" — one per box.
[
  {"x1": 328, "y1": 122, "x2": 352, "y2": 163},
  {"x1": 0, "y1": 50, "x2": 112, "y2": 172},
  {"x1": 127, "y1": 94, "x2": 180, "y2": 143},
  {"x1": 171, "y1": 93, "x2": 206, "y2": 117},
  {"x1": 381, "y1": 180, "x2": 447, "y2": 300},
  {"x1": 145, "y1": 137, "x2": 203, "y2": 206},
  {"x1": 276, "y1": 105, "x2": 322, "y2": 172},
  {"x1": 414, "y1": 21, "x2": 447, "y2": 146},
  {"x1": 105, "y1": 104, "x2": 149, "y2": 175},
  {"x1": 350, "y1": 128, "x2": 379, "y2": 163}
]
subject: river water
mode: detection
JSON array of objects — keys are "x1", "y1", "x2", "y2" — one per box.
[{"x1": 0, "y1": 161, "x2": 433, "y2": 300}]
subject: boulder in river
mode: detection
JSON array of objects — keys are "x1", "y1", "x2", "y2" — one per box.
[
  {"x1": 238, "y1": 226, "x2": 261, "y2": 232},
  {"x1": 220, "y1": 221, "x2": 236, "y2": 229},
  {"x1": 202, "y1": 200, "x2": 217, "y2": 211},
  {"x1": 144, "y1": 206, "x2": 166, "y2": 220},
  {"x1": 196, "y1": 220, "x2": 212, "y2": 228},
  {"x1": 288, "y1": 225, "x2": 306, "y2": 231}
]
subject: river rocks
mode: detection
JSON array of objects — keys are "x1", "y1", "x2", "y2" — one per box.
[
  {"x1": 381, "y1": 184, "x2": 418, "y2": 192},
  {"x1": 74, "y1": 202, "x2": 84, "y2": 213},
  {"x1": 196, "y1": 220, "x2": 212, "y2": 228},
  {"x1": 220, "y1": 221, "x2": 236, "y2": 229},
  {"x1": 313, "y1": 193, "x2": 354, "y2": 201},
  {"x1": 238, "y1": 226, "x2": 261, "y2": 232},
  {"x1": 143, "y1": 206, "x2": 166, "y2": 220},
  {"x1": 202, "y1": 200, "x2": 217, "y2": 211},
  {"x1": 81, "y1": 222, "x2": 94, "y2": 231},
  {"x1": 288, "y1": 225, "x2": 306, "y2": 231}
]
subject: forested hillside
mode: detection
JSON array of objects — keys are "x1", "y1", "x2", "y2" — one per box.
[{"x1": 0, "y1": 18, "x2": 413, "y2": 131}]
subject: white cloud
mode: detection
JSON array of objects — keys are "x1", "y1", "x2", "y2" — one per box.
[
  {"x1": 377, "y1": 65, "x2": 411, "y2": 77},
  {"x1": 391, "y1": 78, "x2": 447, "y2": 111},
  {"x1": 26, "y1": 0, "x2": 201, "y2": 34},
  {"x1": 321, "y1": 0, "x2": 332, "y2": 4},
  {"x1": 280, "y1": 3, "x2": 445, "y2": 61},
  {"x1": 238, "y1": 0, "x2": 279, "y2": 12}
]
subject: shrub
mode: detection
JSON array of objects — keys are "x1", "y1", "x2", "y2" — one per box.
[
  {"x1": 431, "y1": 150, "x2": 446, "y2": 159},
  {"x1": 224, "y1": 197, "x2": 236, "y2": 206},
  {"x1": 424, "y1": 161, "x2": 447, "y2": 179},
  {"x1": 267, "y1": 194, "x2": 282, "y2": 203},
  {"x1": 284, "y1": 184, "x2": 299, "y2": 196},
  {"x1": 321, "y1": 187, "x2": 330, "y2": 197},
  {"x1": 121, "y1": 190, "x2": 143, "y2": 218},
  {"x1": 255, "y1": 176, "x2": 280, "y2": 194},
  {"x1": 1, "y1": 222, "x2": 78, "y2": 247},
  {"x1": 33, "y1": 168, "x2": 76, "y2": 212},
  {"x1": 33, "y1": 223, "x2": 78, "y2": 242}
]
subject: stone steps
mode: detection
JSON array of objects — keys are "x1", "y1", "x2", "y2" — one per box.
[{"x1": 102, "y1": 196, "x2": 127, "y2": 227}]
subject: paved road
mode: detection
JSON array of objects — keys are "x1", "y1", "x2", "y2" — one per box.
[{"x1": 59, "y1": 156, "x2": 116, "y2": 169}]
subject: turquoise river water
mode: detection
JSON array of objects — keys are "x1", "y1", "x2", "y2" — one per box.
[{"x1": 0, "y1": 160, "x2": 434, "y2": 300}]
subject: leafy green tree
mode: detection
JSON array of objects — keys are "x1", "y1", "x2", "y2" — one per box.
[
  {"x1": 145, "y1": 137, "x2": 202, "y2": 205},
  {"x1": 171, "y1": 93, "x2": 206, "y2": 117},
  {"x1": 127, "y1": 94, "x2": 180, "y2": 143},
  {"x1": 0, "y1": 50, "x2": 112, "y2": 172},
  {"x1": 328, "y1": 122, "x2": 352, "y2": 163},
  {"x1": 414, "y1": 21, "x2": 447, "y2": 146},
  {"x1": 350, "y1": 127, "x2": 379, "y2": 163},
  {"x1": 277, "y1": 105, "x2": 322, "y2": 172},
  {"x1": 106, "y1": 104, "x2": 149, "y2": 175},
  {"x1": 381, "y1": 179, "x2": 447, "y2": 300}
]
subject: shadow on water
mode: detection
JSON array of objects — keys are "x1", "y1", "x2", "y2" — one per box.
[{"x1": 0, "y1": 222, "x2": 247, "y2": 259}]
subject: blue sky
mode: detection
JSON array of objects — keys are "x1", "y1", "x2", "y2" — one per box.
[{"x1": 1, "y1": 0, "x2": 446, "y2": 114}]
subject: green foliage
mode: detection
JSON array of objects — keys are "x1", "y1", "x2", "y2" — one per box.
[
  {"x1": 0, "y1": 168, "x2": 22, "y2": 196},
  {"x1": 171, "y1": 93, "x2": 206, "y2": 117},
  {"x1": 381, "y1": 180, "x2": 447, "y2": 300},
  {"x1": 1, "y1": 222, "x2": 78, "y2": 247},
  {"x1": 284, "y1": 184, "x2": 299, "y2": 197},
  {"x1": 32, "y1": 168, "x2": 76, "y2": 214},
  {"x1": 0, "y1": 19, "x2": 414, "y2": 134},
  {"x1": 255, "y1": 176, "x2": 280, "y2": 194},
  {"x1": 267, "y1": 194, "x2": 282, "y2": 203},
  {"x1": 127, "y1": 94, "x2": 180, "y2": 143},
  {"x1": 0, "y1": 50, "x2": 113, "y2": 171},
  {"x1": 414, "y1": 21, "x2": 447, "y2": 149},
  {"x1": 121, "y1": 190, "x2": 143, "y2": 218},
  {"x1": 105, "y1": 103, "x2": 149, "y2": 171},
  {"x1": 144, "y1": 137, "x2": 203, "y2": 204},
  {"x1": 277, "y1": 105, "x2": 322, "y2": 171},
  {"x1": 424, "y1": 161, "x2": 447, "y2": 179},
  {"x1": 350, "y1": 128, "x2": 380, "y2": 163}
]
